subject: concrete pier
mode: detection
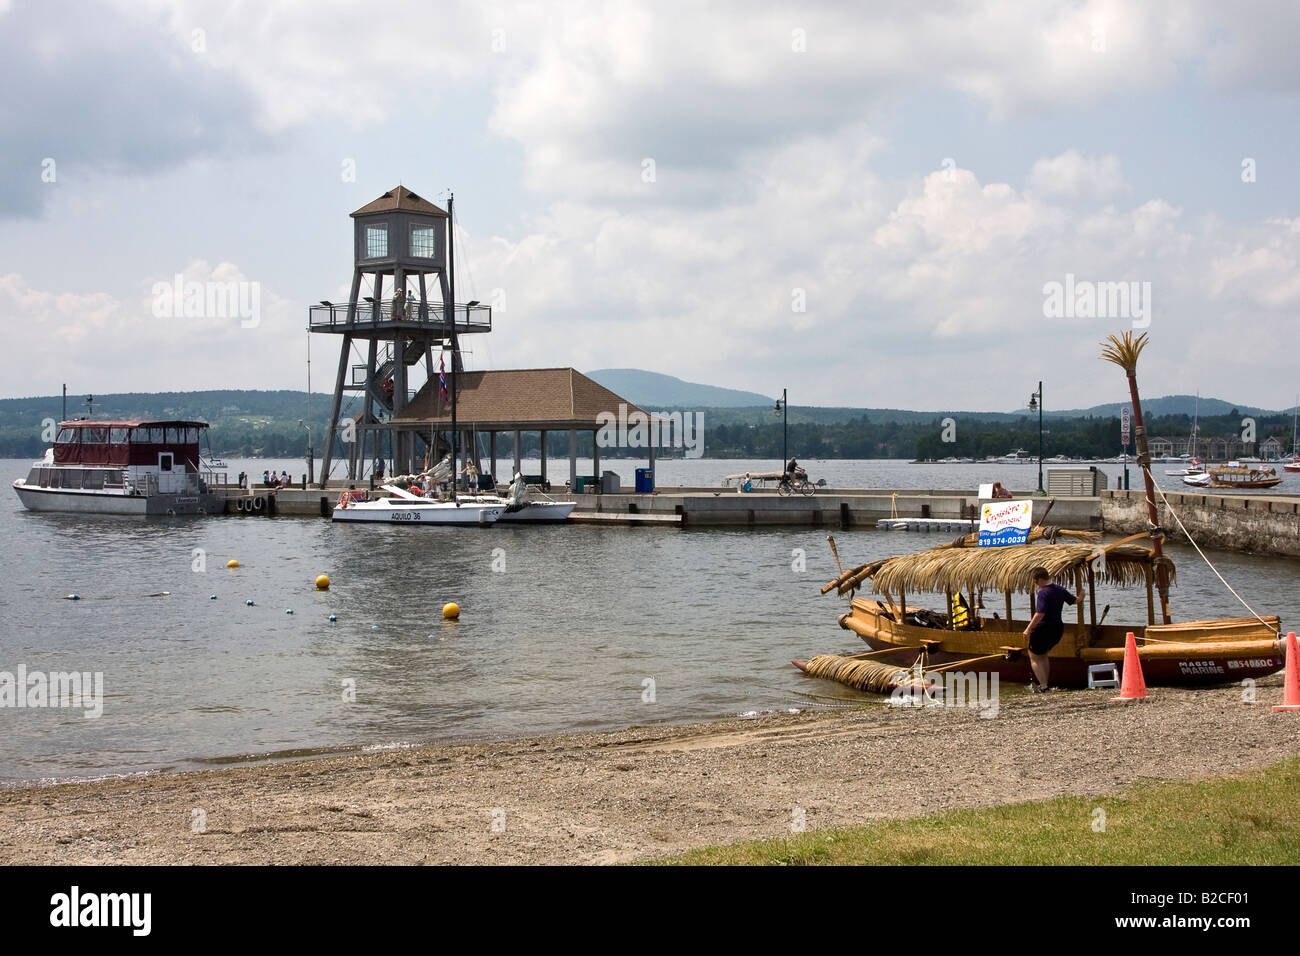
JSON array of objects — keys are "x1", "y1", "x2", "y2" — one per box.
[
  {"x1": 567, "y1": 488, "x2": 1101, "y2": 530},
  {"x1": 1102, "y1": 488, "x2": 1300, "y2": 558},
  {"x1": 213, "y1": 482, "x2": 1300, "y2": 556}
]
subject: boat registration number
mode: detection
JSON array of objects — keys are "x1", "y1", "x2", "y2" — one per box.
[{"x1": 389, "y1": 511, "x2": 423, "y2": 521}]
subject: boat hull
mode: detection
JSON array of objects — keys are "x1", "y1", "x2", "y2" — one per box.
[
  {"x1": 13, "y1": 481, "x2": 221, "y2": 515},
  {"x1": 461, "y1": 497, "x2": 575, "y2": 522},
  {"x1": 831, "y1": 600, "x2": 1284, "y2": 688},
  {"x1": 331, "y1": 500, "x2": 502, "y2": 524}
]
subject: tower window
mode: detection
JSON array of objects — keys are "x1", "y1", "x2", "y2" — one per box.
[
  {"x1": 366, "y1": 224, "x2": 389, "y2": 258},
  {"x1": 410, "y1": 225, "x2": 437, "y2": 258}
]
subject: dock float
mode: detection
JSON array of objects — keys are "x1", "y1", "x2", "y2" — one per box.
[{"x1": 876, "y1": 517, "x2": 978, "y2": 533}]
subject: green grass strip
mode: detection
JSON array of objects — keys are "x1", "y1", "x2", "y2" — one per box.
[{"x1": 651, "y1": 755, "x2": 1300, "y2": 865}]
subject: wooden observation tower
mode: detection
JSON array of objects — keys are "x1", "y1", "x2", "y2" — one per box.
[{"x1": 310, "y1": 186, "x2": 491, "y2": 484}]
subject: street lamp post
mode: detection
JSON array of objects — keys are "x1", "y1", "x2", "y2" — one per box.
[
  {"x1": 298, "y1": 419, "x2": 314, "y2": 485},
  {"x1": 1027, "y1": 381, "x2": 1043, "y2": 493},
  {"x1": 774, "y1": 388, "x2": 788, "y2": 467}
]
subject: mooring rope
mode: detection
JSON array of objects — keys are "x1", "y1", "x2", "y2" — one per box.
[{"x1": 1143, "y1": 466, "x2": 1280, "y2": 635}]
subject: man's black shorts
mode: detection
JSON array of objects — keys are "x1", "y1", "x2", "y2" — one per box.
[{"x1": 1029, "y1": 620, "x2": 1064, "y2": 655}]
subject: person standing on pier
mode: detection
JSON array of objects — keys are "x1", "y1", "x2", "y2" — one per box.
[{"x1": 1024, "y1": 567, "x2": 1081, "y2": 692}]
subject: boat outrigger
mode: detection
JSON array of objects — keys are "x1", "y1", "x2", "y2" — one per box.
[{"x1": 795, "y1": 332, "x2": 1286, "y2": 693}]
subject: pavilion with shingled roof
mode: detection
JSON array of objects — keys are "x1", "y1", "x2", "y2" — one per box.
[{"x1": 391, "y1": 367, "x2": 652, "y2": 490}]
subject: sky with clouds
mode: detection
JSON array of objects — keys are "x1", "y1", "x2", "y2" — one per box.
[{"x1": 2, "y1": 0, "x2": 1298, "y2": 411}]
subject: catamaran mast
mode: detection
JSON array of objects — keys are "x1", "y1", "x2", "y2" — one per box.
[
  {"x1": 1292, "y1": 394, "x2": 1297, "y2": 459},
  {"x1": 448, "y1": 192, "x2": 457, "y2": 505}
]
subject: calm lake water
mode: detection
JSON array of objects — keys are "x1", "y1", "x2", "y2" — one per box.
[{"x1": 2, "y1": 456, "x2": 1297, "y2": 785}]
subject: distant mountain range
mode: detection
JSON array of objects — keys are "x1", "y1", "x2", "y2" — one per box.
[
  {"x1": 584, "y1": 370, "x2": 1286, "y2": 419},
  {"x1": 1, "y1": 377, "x2": 1293, "y2": 460},
  {"x1": 585, "y1": 369, "x2": 774, "y2": 408}
]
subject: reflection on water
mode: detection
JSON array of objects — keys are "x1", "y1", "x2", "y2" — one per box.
[{"x1": 1, "y1": 458, "x2": 1297, "y2": 785}]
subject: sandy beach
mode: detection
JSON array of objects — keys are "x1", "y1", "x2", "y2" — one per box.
[{"x1": 1, "y1": 678, "x2": 1296, "y2": 865}]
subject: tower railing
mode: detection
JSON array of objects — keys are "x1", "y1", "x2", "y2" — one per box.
[{"x1": 309, "y1": 300, "x2": 491, "y2": 333}]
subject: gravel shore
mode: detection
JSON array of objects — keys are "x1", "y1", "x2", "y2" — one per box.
[{"x1": 1, "y1": 678, "x2": 1295, "y2": 865}]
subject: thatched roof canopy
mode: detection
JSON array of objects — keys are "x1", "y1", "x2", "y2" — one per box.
[{"x1": 864, "y1": 542, "x2": 1173, "y2": 597}]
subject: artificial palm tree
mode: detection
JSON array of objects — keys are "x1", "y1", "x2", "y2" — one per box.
[{"x1": 1101, "y1": 331, "x2": 1171, "y2": 623}]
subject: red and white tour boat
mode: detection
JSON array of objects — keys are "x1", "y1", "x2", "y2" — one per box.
[{"x1": 12, "y1": 420, "x2": 225, "y2": 515}]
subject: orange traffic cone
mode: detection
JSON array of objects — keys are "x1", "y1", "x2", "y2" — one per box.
[
  {"x1": 1273, "y1": 631, "x2": 1300, "y2": 712},
  {"x1": 1110, "y1": 632, "x2": 1148, "y2": 702}
]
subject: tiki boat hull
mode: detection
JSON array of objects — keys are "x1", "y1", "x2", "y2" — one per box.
[{"x1": 834, "y1": 599, "x2": 1284, "y2": 687}]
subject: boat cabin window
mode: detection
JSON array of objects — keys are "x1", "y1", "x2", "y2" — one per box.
[
  {"x1": 159, "y1": 453, "x2": 173, "y2": 472},
  {"x1": 82, "y1": 470, "x2": 104, "y2": 490},
  {"x1": 82, "y1": 428, "x2": 108, "y2": 443},
  {"x1": 55, "y1": 428, "x2": 78, "y2": 444},
  {"x1": 184, "y1": 427, "x2": 198, "y2": 443},
  {"x1": 109, "y1": 428, "x2": 129, "y2": 444}
]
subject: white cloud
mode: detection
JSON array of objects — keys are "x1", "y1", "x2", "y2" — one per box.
[
  {"x1": 1028, "y1": 151, "x2": 1126, "y2": 200},
  {"x1": 3, "y1": 262, "x2": 299, "y2": 395}
]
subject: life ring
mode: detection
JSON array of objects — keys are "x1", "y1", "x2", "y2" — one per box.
[
  {"x1": 337, "y1": 493, "x2": 349, "y2": 509},
  {"x1": 252, "y1": 496, "x2": 264, "y2": 512}
]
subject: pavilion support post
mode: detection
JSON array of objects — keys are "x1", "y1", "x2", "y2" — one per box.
[
  {"x1": 945, "y1": 587, "x2": 954, "y2": 630},
  {"x1": 513, "y1": 429, "x2": 521, "y2": 476},
  {"x1": 1005, "y1": 591, "x2": 1013, "y2": 631},
  {"x1": 569, "y1": 429, "x2": 577, "y2": 489},
  {"x1": 540, "y1": 429, "x2": 548, "y2": 484},
  {"x1": 592, "y1": 430, "x2": 601, "y2": 488},
  {"x1": 490, "y1": 432, "x2": 497, "y2": 486}
]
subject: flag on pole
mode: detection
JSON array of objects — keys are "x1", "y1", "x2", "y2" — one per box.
[{"x1": 439, "y1": 354, "x2": 449, "y2": 400}]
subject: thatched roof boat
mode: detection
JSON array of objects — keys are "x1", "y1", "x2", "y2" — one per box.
[
  {"x1": 797, "y1": 531, "x2": 1283, "y2": 690},
  {"x1": 797, "y1": 331, "x2": 1287, "y2": 692}
]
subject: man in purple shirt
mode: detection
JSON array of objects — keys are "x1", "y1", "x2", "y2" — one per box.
[{"x1": 1023, "y1": 567, "x2": 1081, "y2": 692}]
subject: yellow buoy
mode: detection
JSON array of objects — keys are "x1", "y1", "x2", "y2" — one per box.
[
  {"x1": 227, "y1": 559, "x2": 240, "y2": 569},
  {"x1": 443, "y1": 602, "x2": 460, "y2": 620},
  {"x1": 315, "y1": 574, "x2": 331, "y2": 591}
]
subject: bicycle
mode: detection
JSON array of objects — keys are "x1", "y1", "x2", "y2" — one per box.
[{"x1": 777, "y1": 473, "x2": 816, "y2": 496}]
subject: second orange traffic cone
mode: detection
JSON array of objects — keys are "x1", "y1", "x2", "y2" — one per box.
[
  {"x1": 1111, "y1": 632, "x2": 1148, "y2": 702},
  {"x1": 1273, "y1": 631, "x2": 1300, "y2": 712}
]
